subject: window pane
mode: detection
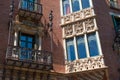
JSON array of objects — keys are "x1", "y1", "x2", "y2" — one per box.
[
  {"x1": 28, "y1": 37, "x2": 33, "y2": 42},
  {"x1": 27, "y1": 43, "x2": 33, "y2": 48},
  {"x1": 72, "y1": 0, "x2": 80, "y2": 12},
  {"x1": 87, "y1": 33, "x2": 99, "y2": 57},
  {"x1": 20, "y1": 42, "x2": 26, "y2": 48},
  {"x1": 62, "y1": 0, "x2": 70, "y2": 15},
  {"x1": 66, "y1": 38, "x2": 76, "y2": 61},
  {"x1": 76, "y1": 36, "x2": 87, "y2": 59},
  {"x1": 81, "y1": 0, "x2": 90, "y2": 9},
  {"x1": 20, "y1": 35, "x2": 26, "y2": 41}
]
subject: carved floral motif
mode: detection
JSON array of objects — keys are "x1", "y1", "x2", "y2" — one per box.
[
  {"x1": 61, "y1": 8, "x2": 95, "y2": 25},
  {"x1": 84, "y1": 18, "x2": 95, "y2": 31},
  {"x1": 64, "y1": 24, "x2": 73, "y2": 36},
  {"x1": 65, "y1": 55, "x2": 105, "y2": 73},
  {"x1": 74, "y1": 22, "x2": 84, "y2": 34}
]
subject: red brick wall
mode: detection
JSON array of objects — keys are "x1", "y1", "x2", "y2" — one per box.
[
  {"x1": 0, "y1": 0, "x2": 11, "y2": 64},
  {"x1": 41, "y1": 0, "x2": 65, "y2": 73},
  {"x1": 93, "y1": 0, "x2": 120, "y2": 80}
]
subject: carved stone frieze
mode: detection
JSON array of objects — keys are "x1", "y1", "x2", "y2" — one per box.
[
  {"x1": 65, "y1": 55, "x2": 106, "y2": 73},
  {"x1": 13, "y1": 21, "x2": 44, "y2": 36},
  {"x1": 73, "y1": 11, "x2": 83, "y2": 21},
  {"x1": 84, "y1": 8, "x2": 93, "y2": 18},
  {"x1": 61, "y1": 7, "x2": 95, "y2": 25},
  {"x1": 84, "y1": 18, "x2": 95, "y2": 32},
  {"x1": 74, "y1": 22, "x2": 84, "y2": 34},
  {"x1": 64, "y1": 24, "x2": 73, "y2": 36}
]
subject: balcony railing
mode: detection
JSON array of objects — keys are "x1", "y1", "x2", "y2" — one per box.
[
  {"x1": 110, "y1": 1, "x2": 120, "y2": 9},
  {"x1": 19, "y1": 0, "x2": 42, "y2": 14},
  {"x1": 6, "y1": 45, "x2": 52, "y2": 65}
]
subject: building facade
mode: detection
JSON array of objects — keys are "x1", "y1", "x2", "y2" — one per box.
[{"x1": 0, "y1": 0, "x2": 120, "y2": 80}]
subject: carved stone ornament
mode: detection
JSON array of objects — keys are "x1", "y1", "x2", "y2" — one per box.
[
  {"x1": 64, "y1": 24, "x2": 73, "y2": 36},
  {"x1": 61, "y1": 7, "x2": 95, "y2": 25},
  {"x1": 65, "y1": 55, "x2": 106, "y2": 73},
  {"x1": 13, "y1": 21, "x2": 44, "y2": 36},
  {"x1": 74, "y1": 22, "x2": 84, "y2": 34},
  {"x1": 84, "y1": 18, "x2": 95, "y2": 32}
]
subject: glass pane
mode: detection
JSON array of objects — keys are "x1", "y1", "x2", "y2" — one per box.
[
  {"x1": 76, "y1": 36, "x2": 87, "y2": 59},
  {"x1": 81, "y1": 0, "x2": 90, "y2": 9},
  {"x1": 20, "y1": 35, "x2": 26, "y2": 41},
  {"x1": 21, "y1": 0, "x2": 28, "y2": 10},
  {"x1": 72, "y1": 0, "x2": 80, "y2": 12},
  {"x1": 66, "y1": 38, "x2": 76, "y2": 61},
  {"x1": 28, "y1": 37, "x2": 33, "y2": 42},
  {"x1": 20, "y1": 42, "x2": 26, "y2": 48},
  {"x1": 27, "y1": 43, "x2": 33, "y2": 48},
  {"x1": 62, "y1": 0, "x2": 70, "y2": 15},
  {"x1": 87, "y1": 33, "x2": 99, "y2": 57}
]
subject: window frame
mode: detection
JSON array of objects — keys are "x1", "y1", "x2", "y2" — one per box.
[
  {"x1": 60, "y1": 0, "x2": 93, "y2": 16},
  {"x1": 64, "y1": 31, "x2": 102, "y2": 62}
]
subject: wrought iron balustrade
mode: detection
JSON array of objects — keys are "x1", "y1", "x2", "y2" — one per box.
[
  {"x1": 19, "y1": 0, "x2": 42, "y2": 14},
  {"x1": 6, "y1": 45, "x2": 52, "y2": 65},
  {"x1": 110, "y1": 1, "x2": 120, "y2": 9}
]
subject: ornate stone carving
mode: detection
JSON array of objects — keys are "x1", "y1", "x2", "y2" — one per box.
[
  {"x1": 73, "y1": 11, "x2": 83, "y2": 21},
  {"x1": 62, "y1": 15, "x2": 72, "y2": 24},
  {"x1": 61, "y1": 8, "x2": 95, "y2": 25},
  {"x1": 84, "y1": 8, "x2": 93, "y2": 18},
  {"x1": 64, "y1": 24, "x2": 73, "y2": 36},
  {"x1": 84, "y1": 18, "x2": 95, "y2": 32},
  {"x1": 74, "y1": 22, "x2": 84, "y2": 34},
  {"x1": 65, "y1": 55, "x2": 106, "y2": 73}
]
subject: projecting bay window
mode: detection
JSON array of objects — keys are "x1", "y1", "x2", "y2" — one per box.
[
  {"x1": 65, "y1": 32, "x2": 101, "y2": 61},
  {"x1": 61, "y1": 0, "x2": 92, "y2": 15}
]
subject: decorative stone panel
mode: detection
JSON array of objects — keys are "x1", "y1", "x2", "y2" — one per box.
[
  {"x1": 61, "y1": 7, "x2": 95, "y2": 25},
  {"x1": 74, "y1": 22, "x2": 84, "y2": 34},
  {"x1": 65, "y1": 55, "x2": 106, "y2": 73},
  {"x1": 84, "y1": 18, "x2": 95, "y2": 32},
  {"x1": 64, "y1": 24, "x2": 73, "y2": 37}
]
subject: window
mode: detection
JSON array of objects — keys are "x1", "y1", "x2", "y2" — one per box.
[
  {"x1": 62, "y1": 0, "x2": 70, "y2": 15},
  {"x1": 65, "y1": 32, "x2": 100, "y2": 61},
  {"x1": 21, "y1": 0, "x2": 36, "y2": 11},
  {"x1": 81, "y1": 0, "x2": 90, "y2": 9},
  {"x1": 19, "y1": 33, "x2": 35, "y2": 60},
  {"x1": 72, "y1": 0, "x2": 80, "y2": 12},
  {"x1": 87, "y1": 33, "x2": 99, "y2": 57},
  {"x1": 111, "y1": 15, "x2": 120, "y2": 33},
  {"x1": 61, "y1": 0, "x2": 91, "y2": 15},
  {"x1": 76, "y1": 36, "x2": 87, "y2": 59},
  {"x1": 66, "y1": 38, "x2": 76, "y2": 61}
]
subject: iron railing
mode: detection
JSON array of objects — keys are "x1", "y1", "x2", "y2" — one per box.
[
  {"x1": 110, "y1": 1, "x2": 120, "y2": 9},
  {"x1": 6, "y1": 45, "x2": 52, "y2": 65},
  {"x1": 19, "y1": 0, "x2": 42, "y2": 14}
]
